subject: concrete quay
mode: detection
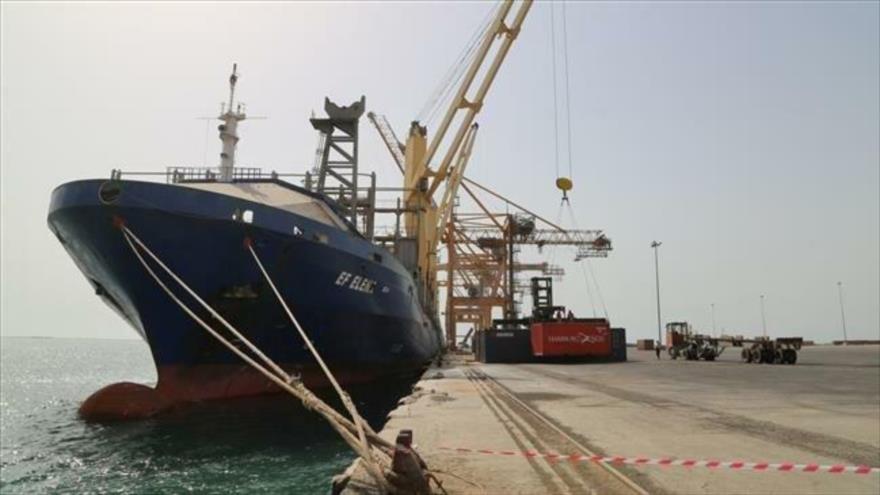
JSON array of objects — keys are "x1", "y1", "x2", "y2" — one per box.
[{"x1": 340, "y1": 345, "x2": 880, "y2": 494}]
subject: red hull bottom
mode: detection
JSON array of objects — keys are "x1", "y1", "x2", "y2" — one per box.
[{"x1": 79, "y1": 363, "x2": 422, "y2": 421}]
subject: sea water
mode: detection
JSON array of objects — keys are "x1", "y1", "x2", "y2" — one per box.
[{"x1": 0, "y1": 337, "x2": 356, "y2": 494}]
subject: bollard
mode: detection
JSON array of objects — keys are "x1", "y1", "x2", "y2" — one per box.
[{"x1": 390, "y1": 429, "x2": 430, "y2": 494}]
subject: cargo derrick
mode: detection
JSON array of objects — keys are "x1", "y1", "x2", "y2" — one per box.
[
  {"x1": 398, "y1": 0, "x2": 533, "y2": 324},
  {"x1": 363, "y1": 1, "x2": 534, "y2": 346},
  {"x1": 367, "y1": 0, "x2": 612, "y2": 351}
]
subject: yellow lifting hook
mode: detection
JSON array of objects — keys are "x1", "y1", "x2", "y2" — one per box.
[{"x1": 556, "y1": 177, "x2": 573, "y2": 202}]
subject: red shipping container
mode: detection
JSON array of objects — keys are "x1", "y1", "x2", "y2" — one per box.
[{"x1": 531, "y1": 320, "x2": 612, "y2": 357}]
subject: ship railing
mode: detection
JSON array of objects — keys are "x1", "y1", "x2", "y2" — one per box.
[
  {"x1": 166, "y1": 166, "x2": 265, "y2": 183},
  {"x1": 111, "y1": 165, "x2": 421, "y2": 249},
  {"x1": 110, "y1": 167, "x2": 419, "y2": 192},
  {"x1": 109, "y1": 167, "x2": 312, "y2": 185}
]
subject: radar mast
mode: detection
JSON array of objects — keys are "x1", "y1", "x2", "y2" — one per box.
[{"x1": 218, "y1": 63, "x2": 246, "y2": 181}]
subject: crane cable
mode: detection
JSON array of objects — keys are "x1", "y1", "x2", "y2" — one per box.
[
  {"x1": 563, "y1": 28, "x2": 608, "y2": 322},
  {"x1": 550, "y1": 1, "x2": 575, "y2": 203},
  {"x1": 550, "y1": 1, "x2": 560, "y2": 182},
  {"x1": 561, "y1": 0, "x2": 574, "y2": 185},
  {"x1": 542, "y1": 201, "x2": 597, "y2": 318},
  {"x1": 563, "y1": 200, "x2": 608, "y2": 319},
  {"x1": 550, "y1": 4, "x2": 600, "y2": 318},
  {"x1": 416, "y1": 1, "x2": 499, "y2": 127},
  {"x1": 546, "y1": 198, "x2": 597, "y2": 318},
  {"x1": 578, "y1": 261, "x2": 598, "y2": 318}
]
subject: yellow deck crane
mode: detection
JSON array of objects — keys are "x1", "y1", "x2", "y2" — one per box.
[
  {"x1": 398, "y1": 0, "x2": 534, "y2": 318},
  {"x1": 368, "y1": 0, "x2": 612, "y2": 349}
]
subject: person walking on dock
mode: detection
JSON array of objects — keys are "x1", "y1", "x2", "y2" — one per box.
[{"x1": 655, "y1": 342, "x2": 661, "y2": 360}]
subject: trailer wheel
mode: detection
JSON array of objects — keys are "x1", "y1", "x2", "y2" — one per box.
[
  {"x1": 774, "y1": 350, "x2": 785, "y2": 364},
  {"x1": 761, "y1": 349, "x2": 774, "y2": 364},
  {"x1": 783, "y1": 349, "x2": 797, "y2": 365},
  {"x1": 742, "y1": 349, "x2": 752, "y2": 363},
  {"x1": 704, "y1": 353, "x2": 715, "y2": 362}
]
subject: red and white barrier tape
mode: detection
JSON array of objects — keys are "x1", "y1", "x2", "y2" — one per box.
[{"x1": 438, "y1": 447, "x2": 880, "y2": 475}]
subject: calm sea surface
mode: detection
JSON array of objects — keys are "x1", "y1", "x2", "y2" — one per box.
[{"x1": 0, "y1": 337, "x2": 356, "y2": 494}]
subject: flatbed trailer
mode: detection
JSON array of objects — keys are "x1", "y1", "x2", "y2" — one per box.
[
  {"x1": 739, "y1": 337, "x2": 803, "y2": 364},
  {"x1": 666, "y1": 322, "x2": 803, "y2": 365}
]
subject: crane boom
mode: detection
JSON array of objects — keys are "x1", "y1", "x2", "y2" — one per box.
[
  {"x1": 402, "y1": 0, "x2": 533, "y2": 311},
  {"x1": 435, "y1": 124, "x2": 479, "y2": 245},
  {"x1": 461, "y1": 227, "x2": 611, "y2": 248},
  {"x1": 423, "y1": 0, "x2": 533, "y2": 197},
  {"x1": 366, "y1": 112, "x2": 405, "y2": 173}
]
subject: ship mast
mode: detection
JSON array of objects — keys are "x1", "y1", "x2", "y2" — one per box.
[{"x1": 218, "y1": 63, "x2": 246, "y2": 181}]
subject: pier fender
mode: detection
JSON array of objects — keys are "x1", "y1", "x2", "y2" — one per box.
[{"x1": 79, "y1": 382, "x2": 173, "y2": 421}]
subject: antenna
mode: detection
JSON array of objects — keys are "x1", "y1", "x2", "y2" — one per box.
[
  {"x1": 227, "y1": 63, "x2": 238, "y2": 114},
  {"x1": 195, "y1": 64, "x2": 266, "y2": 181},
  {"x1": 217, "y1": 63, "x2": 246, "y2": 181}
]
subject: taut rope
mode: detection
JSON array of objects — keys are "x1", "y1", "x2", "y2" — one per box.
[
  {"x1": 244, "y1": 237, "x2": 372, "y2": 468},
  {"x1": 120, "y1": 225, "x2": 393, "y2": 492}
]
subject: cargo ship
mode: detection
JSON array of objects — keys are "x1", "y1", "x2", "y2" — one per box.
[
  {"x1": 47, "y1": 67, "x2": 443, "y2": 419},
  {"x1": 49, "y1": 1, "x2": 558, "y2": 420}
]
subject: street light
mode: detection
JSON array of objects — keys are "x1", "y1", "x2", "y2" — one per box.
[
  {"x1": 711, "y1": 303, "x2": 716, "y2": 337},
  {"x1": 651, "y1": 241, "x2": 662, "y2": 347},
  {"x1": 837, "y1": 282, "x2": 848, "y2": 345},
  {"x1": 760, "y1": 295, "x2": 767, "y2": 338}
]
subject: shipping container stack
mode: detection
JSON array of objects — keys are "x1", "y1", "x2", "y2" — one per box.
[
  {"x1": 611, "y1": 328, "x2": 627, "y2": 362},
  {"x1": 478, "y1": 328, "x2": 535, "y2": 363},
  {"x1": 473, "y1": 278, "x2": 629, "y2": 364},
  {"x1": 531, "y1": 319, "x2": 612, "y2": 358},
  {"x1": 636, "y1": 339, "x2": 655, "y2": 351}
]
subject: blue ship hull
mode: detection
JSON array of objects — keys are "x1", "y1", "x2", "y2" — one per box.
[{"x1": 48, "y1": 179, "x2": 442, "y2": 417}]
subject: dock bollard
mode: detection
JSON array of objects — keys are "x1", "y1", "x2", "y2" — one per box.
[{"x1": 390, "y1": 429, "x2": 431, "y2": 494}]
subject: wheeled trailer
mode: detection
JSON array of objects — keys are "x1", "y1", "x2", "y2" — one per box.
[
  {"x1": 740, "y1": 337, "x2": 802, "y2": 364},
  {"x1": 666, "y1": 322, "x2": 723, "y2": 361},
  {"x1": 666, "y1": 322, "x2": 803, "y2": 365}
]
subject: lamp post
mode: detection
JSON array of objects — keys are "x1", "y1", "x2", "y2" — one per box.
[
  {"x1": 651, "y1": 241, "x2": 662, "y2": 347},
  {"x1": 837, "y1": 282, "x2": 848, "y2": 345},
  {"x1": 760, "y1": 295, "x2": 767, "y2": 338},
  {"x1": 711, "y1": 303, "x2": 716, "y2": 337}
]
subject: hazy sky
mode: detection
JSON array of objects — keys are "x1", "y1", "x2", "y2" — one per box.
[{"x1": 1, "y1": 1, "x2": 878, "y2": 343}]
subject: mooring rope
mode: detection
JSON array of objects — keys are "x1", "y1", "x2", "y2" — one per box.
[
  {"x1": 119, "y1": 225, "x2": 393, "y2": 492},
  {"x1": 244, "y1": 238, "x2": 371, "y2": 465},
  {"x1": 122, "y1": 226, "x2": 288, "y2": 380}
]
